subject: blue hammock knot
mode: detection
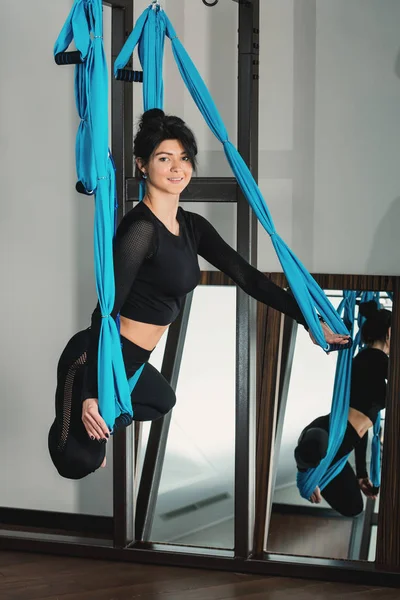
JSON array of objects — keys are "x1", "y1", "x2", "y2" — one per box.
[
  {"x1": 93, "y1": 35, "x2": 103, "y2": 40},
  {"x1": 98, "y1": 176, "x2": 109, "y2": 180},
  {"x1": 101, "y1": 314, "x2": 111, "y2": 318}
]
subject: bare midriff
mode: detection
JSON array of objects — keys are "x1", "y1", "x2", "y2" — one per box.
[
  {"x1": 119, "y1": 315, "x2": 170, "y2": 351},
  {"x1": 348, "y1": 407, "x2": 373, "y2": 439}
]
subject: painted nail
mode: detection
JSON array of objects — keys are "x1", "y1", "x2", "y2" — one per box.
[{"x1": 90, "y1": 435, "x2": 95, "y2": 441}]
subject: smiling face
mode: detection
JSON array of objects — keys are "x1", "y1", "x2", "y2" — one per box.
[{"x1": 137, "y1": 139, "x2": 193, "y2": 196}]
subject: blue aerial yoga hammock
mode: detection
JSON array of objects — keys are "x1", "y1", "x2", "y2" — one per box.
[
  {"x1": 54, "y1": 0, "x2": 144, "y2": 431},
  {"x1": 55, "y1": 1, "x2": 350, "y2": 433},
  {"x1": 297, "y1": 291, "x2": 382, "y2": 500}
]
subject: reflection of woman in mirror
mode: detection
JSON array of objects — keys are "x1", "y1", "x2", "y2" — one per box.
[
  {"x1": 294, "y1": 301, "x2": 390, "y2": 516},
  {"x1": 48, "y1": 109, "x2": 349, "y2": 479}
]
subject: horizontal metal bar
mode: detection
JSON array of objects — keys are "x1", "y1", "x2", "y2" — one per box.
[
  {"x1": 129, "y1": 541, "x2": 233, "y2": 557},
  {"x1": 1, "y1": 535, "x2": 400, "y2": 587},
  {"x1": 103, "y1": 0, "x2": 131, "y2": 8},
  {"x1": 126, "y1": 177, "x2": 238, "y2": 203}
]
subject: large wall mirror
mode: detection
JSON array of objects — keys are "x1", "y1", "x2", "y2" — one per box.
[
  {"x1": 135, "y1": 284, "x2": 236, "y2": 549},
  {"x1": 255, "y1": 274, "x2": 398, "y2": 571},
  {"x1": 266, "y1": 289, "x2": 392, "y2": 562}
]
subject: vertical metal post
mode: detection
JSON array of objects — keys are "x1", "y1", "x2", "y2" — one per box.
[
  {"x1": 111, "y1": 1, "x2": 134, "y2": 548},
  {"x1": 111, "y1": 2, "x2": 134, "y2": 223},
  {"x1": 234, "y1": 0, "x2": 259, "y2": 558}
]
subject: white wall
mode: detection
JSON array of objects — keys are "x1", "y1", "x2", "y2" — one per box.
[
  {"x1": 0, "y1": 1, "x2": 114, "y2": 515},
  {"x1": 258, "y1": 0, "x2": 400, "y2": 274}
]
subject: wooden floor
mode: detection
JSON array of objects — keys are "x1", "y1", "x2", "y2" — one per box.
[{"x1": 1, "y1": 551, "x2": 399, "y2": 600}]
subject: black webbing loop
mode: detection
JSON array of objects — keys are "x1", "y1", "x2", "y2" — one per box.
[
  {"x1": 55, "y1": 51, "x2": 84, "y2": 66},
  {"x1": 76, "y1": 181, "x2": 95, "y2": 196},
  {"x1": 115, "y1": 69, "x2": 143, "y2": 83}
]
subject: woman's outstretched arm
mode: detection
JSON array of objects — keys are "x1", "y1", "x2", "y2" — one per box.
[{"x1": 193, "y1": 212, "x2": 349, "y2": 350}]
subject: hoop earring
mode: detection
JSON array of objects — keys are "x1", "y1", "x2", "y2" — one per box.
[{"x1": 142, "y1": 173, "x2": 147, "y2": 180}]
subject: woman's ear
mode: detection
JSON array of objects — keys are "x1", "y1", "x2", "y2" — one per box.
[{"x1": 136, "y1": 157, "x2": 145, "y2": 174}]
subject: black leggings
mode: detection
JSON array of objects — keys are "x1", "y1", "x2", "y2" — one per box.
[
  {"x1": 48, "y1": 329, "x2": 176, "y2": 480},
  {"x1": 299, "y1": 415, "x2": 364, "y2": 517}
]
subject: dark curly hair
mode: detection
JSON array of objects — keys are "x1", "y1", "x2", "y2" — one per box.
[
  {"x1": 133, "y1": 109, "x2": 198, "y2": 180},
  {"x1": 359, "y1": 300, "x2": 391, "y2": 346}
]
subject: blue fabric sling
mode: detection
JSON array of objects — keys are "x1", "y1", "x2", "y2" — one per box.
[
  {"x1": 114, "y1": 4, "x2": 349, "y2": 350},
  {"x1": 297, "y1": 291, "x2": 382, "y2": 500},
  {"x1": 54, "y1": 0, "x2": 142, "y2": 431}
]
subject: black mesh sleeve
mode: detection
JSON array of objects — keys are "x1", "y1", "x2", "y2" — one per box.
[
  {"x1": 82, "y1": 217, "x2": 156, "y2": 400},
  {"x1": 354, "y1": 432, "x2": 369, "y2": 480},
  {"x1": 193, "y1": 213, "x2": 307, "y2": 327}
]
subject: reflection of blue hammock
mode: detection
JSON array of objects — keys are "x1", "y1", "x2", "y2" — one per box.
[
  {"x1": 54, "y1": 0, "x2": 349, "y2": 432},
  {"x1": 297, "y1": 291, "x2": 382, "y2": 500}
]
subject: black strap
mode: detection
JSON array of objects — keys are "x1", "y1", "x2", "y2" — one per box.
[
  {"x1": 115, "y1": 69, "x2": 143, "y2": 83},
  {"x1": 55, "y1": 51, "x2": 84, "y2": 66},
  {"x1": 76, "y1": 181, "x2": 95, "y2": 196}
]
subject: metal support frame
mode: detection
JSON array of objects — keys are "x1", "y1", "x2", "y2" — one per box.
[
  {"x1": 129, "y1": 0, "x2": 260, "y2": 554},
  {"x1": 109, "y1": 0, "x2": 135, "y2": 549},
  {"x1": 126, "y1": 177, "x2": 238, "y2": 203},
  {"x1": 234, "y1": 0, "x2": 259, "y2": 559}
]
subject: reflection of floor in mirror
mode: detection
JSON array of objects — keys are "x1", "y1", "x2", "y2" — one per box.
[
  {"x1": 1, "y1": 551, "x2": 400, "y2": 599},
  {"x1": 170, "y1": 517, "x2": 234, "y2": 548},
  {"x1": 267, "y1": 512, "x2": 353, "y2": 559}
]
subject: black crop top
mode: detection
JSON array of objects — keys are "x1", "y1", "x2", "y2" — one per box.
[
  {"x1": 351, "y1": 347, "x2": 388, "y2": 480},
  {"x1": 350, "y1": 347, "x2": 388, "y2": 423},
  {"x1": 83, "y1": 202, "x2": 307, "y2": 399}
]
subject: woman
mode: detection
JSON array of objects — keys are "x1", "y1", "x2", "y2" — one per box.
[
  {"x1": 294, "y1": 300, "x2": 390, "y2": 517},
  {"x1": 48, "y1": 109, "x2": 349, "y2": 480}
]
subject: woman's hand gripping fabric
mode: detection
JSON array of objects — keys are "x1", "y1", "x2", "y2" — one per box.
[
  {"x1": 309, "y1": 321, "x2": 351, "y2": 352},
  {"x1": 82, "y1": 398, "x2": 110, "y2": 467}
]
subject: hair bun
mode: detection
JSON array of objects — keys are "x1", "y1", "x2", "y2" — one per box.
[
  {"x1": 359, "y1": 300, "x2": 379, "y2": 320},
  {"x1": 140, "y1": 109, "x2": 165, "y2": 128}
]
